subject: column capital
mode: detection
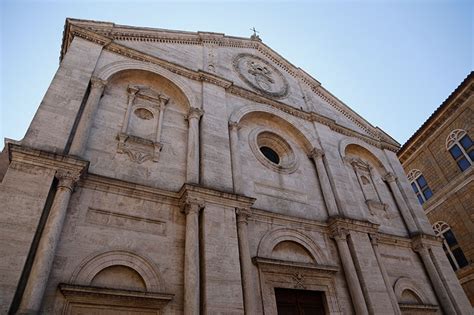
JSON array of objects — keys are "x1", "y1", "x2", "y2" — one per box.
[
  {"x1": 330, "y1": 227, "x2": 349, "y2": 241},
  {"x1": 90, "y1": 77, "x2": 107, "y2": 89},
  {"x1": 236, "y1": 208, "x2": 252, "y2": 224},
  {"x1": 187, "y1": 107, "x2": 204, "y2": 120},
  {"x1": 308, "y1": 147, "x2": 325, "y2": 160},
  {"x1": 158, "y1": 95, "x2": 170, "y2": 111},
  {"x1": 228, "y1": 121, "x2": 240, "y2": 132},
  {"x1": 181, "y1": 198, "x2": 205, "y2": 215},
  {"x1": 412, "y1": 242, "x2": 430, "y2": 254},
  {"x1": 55, "y1": 169, "x2": 81, "y2": 191},
  {"x1": 383, "y1": 172, "x2": 397, "y2": 183}
]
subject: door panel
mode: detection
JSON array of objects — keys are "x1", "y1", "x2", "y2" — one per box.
[{"x1": 275, "y1": 288, "x2": 326, "y2": 315}]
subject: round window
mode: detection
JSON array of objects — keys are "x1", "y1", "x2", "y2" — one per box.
[
  {"x1": 260, "y1": 146, "x2": 280, "y2": 164},
  {"x1": 249, "y1": 128, "x2": 298, "y2": 174}
]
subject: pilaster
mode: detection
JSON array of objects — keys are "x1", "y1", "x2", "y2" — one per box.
[
  {"x1": 69, "y1": 77, "x2": 107, "y2": 156},
  {"x1": 180, "y1": 197, "x2": 204, "y2": 315},
  {"x1": 235, "y1": 208, "x2": 257, "y2": 314},
  {"x1": 186, "y1": 107, "x2": 204, "y2": 184},
  {"x1": 18, "y1": 168, "x2": 82, "y2": 314},
  {"x1": 23, "y1": 37, "x2": 104, "y2": 153},
  {"x1": 308, "y1": 147, "x2": 339, "y2": 217},
  {"x1": 382, "y1": 172, "x2": 419, "y2": 235}
]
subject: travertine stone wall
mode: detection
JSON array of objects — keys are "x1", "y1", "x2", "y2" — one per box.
[
  {"x1": 201, "y1": 82, "x2": 234, "y2": 191},
  {"x1": 0, "y1": 160, "x2": 55, "y2": 311},
  {"x1": 23, "y1": 38, "x2": 103, "y2": 153},
  {"x1": 200, "y1": 203, "x2": 244, "y2": 313}
]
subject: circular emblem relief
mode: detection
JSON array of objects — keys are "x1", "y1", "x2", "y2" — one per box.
[{"x1": 233, "y1": 53, "x2": 289, "y2": 98}]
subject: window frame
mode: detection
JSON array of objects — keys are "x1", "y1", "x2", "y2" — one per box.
[
  {"x1": 432, "y1": 221, "x2": 469, "y2": 271},
  {"x1": 407, "y1": 170, "x2": 433, "y2": 205},
  {"x1": 446, "y1": 129, "x2": 473, "y2": 172}
]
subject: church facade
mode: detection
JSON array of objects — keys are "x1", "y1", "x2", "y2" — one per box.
[{"x1": 0, "y1": 19, "x2": 471, "y2": 314}]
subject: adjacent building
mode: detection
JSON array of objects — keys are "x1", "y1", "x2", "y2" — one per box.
[
  {"x1": 0, "y1": 19, "x2": 471, "y2": 314},
  {"x1": 398, "y1": 72, "x2": 474, "y2": 306}
]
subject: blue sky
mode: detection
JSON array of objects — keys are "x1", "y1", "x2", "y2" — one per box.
[{"x1": 1, "y1": 0, "x2": 472, "y2": 150}]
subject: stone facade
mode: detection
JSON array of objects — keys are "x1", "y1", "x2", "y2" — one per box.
[
  {"x1": 398, "y1": 72, "x2": 474, "y2": 307},
  {"x1": 0, "y1": 18, "x2": 471, "y2": 314}
]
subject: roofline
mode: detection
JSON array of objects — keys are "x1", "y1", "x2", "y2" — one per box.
[{"x1": 397, "y1": 71, "x2": 474, "y2": 161}]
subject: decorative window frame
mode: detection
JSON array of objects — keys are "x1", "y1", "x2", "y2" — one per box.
[
  {"x1": 248, "y1": 127, "x2": 299, "y2": 174},
  {"x1": 445, "y1": 129, "x2": 473, "y2": 172},
  {"x1": 117, "y1": 85, "x2": 169, "y2": 164},
  {"x1": 432, "y1": 221, "x2": 469, "y2": 271},
  {"x1": 407, "y1": 169, "x2": 433, "y2": 205}
]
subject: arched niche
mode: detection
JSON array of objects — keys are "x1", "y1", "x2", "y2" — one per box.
[
  {"x1": 230, "y1": 106, "x2": 326, "y2": 220},
  {"x1": 257, "y1": 228, "x2": 328, "y2": 265},
  {"x1": 271, "y1": 240, "x2": 315, "y2": 264},
  {"x1": 95, "y1": 60, "x2": 197, "y2": 109},
  {"x1": 70, "y1": 250, "x2": 164, "y2": 292},
  {"x1": 339, "y1": 137, "x2": 391, "y2": 174},
  {"x1": 91, "y1": 265, "x2": 147, "y2": 291},
  {"x1": 87, "y1": 68, "x2": 190, "y2": 189},
  {"x1": 340, "y1": 139, "x2": 398, "y2": 226},
  {"x1": 229, "y1": 104, "x2": 318, "y2": 153},
  {"x1": 393, "y1": 277, "x2": 431, "y2": 305},
  {"x1": 61, "y1": 250, "x2": 173, "y2": 314}
]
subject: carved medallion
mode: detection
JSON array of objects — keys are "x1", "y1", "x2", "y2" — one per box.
[{"x1": 233, "y1": 53, "x2": 289, "y2": 98}]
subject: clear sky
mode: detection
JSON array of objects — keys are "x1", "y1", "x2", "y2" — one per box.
[{"x1": 1, "y1": 0, "x2": 472, "y2": 150}]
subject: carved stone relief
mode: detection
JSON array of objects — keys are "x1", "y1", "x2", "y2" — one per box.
[
  {"x1": 233, "y1": 53, "x2": 289, "y2": 98},
  {"x1": 117, "y1": 85, "x2": 169, "y2": 164}
]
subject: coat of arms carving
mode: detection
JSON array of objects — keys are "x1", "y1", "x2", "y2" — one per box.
[{"x1": 233, "y1": 53, "x2": 289, "y2": 98}]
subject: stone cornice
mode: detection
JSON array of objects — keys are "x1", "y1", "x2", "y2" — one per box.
[
  {"x1": 8, "y1": 144, "x2": 88, "y2": 174},
  {"x1": 377, "y1": 232, "x2": 413, "y2": 248},
  {"x1": 411, "y1": 233, "x2": 443, "y2": 250},
  {"x1": 178, "y1": 183, "x2": 256, "y2": 209},
  {"x1": 328, "y1": 217, "x2": 380, "y2": 235},
  {"x1": 253, "y1": 257, "x2": 339, "y2": 274},
  {"x1": 59, "y1": 284, "x2": 174, "y2": 308}
]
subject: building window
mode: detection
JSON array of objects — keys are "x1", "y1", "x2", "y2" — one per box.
[
  {"x1": 260, "y1": 146, "x2": 280, "y2": 164},
  {"x1": 446, "y1": 129, "x2": 473, "y2": 172},
  {"x1": 432, "y1": 221, "x2": 469, "y2": 271},
  {"x1": 407, "y1": 169, "x2": 433, "y2": 205}
]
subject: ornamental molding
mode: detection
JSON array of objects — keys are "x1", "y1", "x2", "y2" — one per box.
[
  {"x1": 7, "y1": 144, "x2": 89, "y2": 174},
  {"x1": 178, "y1": 184, "x2": 256, "y2": 209},
  {"x1": 328, "y1": 217, "x2": 380, "y2": 237},
  {"x1": 62, "y1": 21, "x2": 398, "y2": 152}
]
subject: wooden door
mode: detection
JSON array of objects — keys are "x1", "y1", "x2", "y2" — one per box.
[{"x1": 275, "y1": 288, "x2": 326, "y2": 315}]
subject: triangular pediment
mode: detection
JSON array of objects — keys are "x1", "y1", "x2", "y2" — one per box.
[{"x1": 61, "y1": 18, "x2": 399, "y2": 150}]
